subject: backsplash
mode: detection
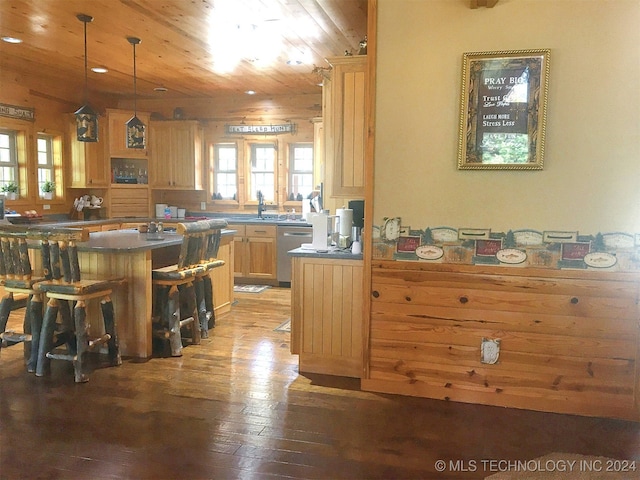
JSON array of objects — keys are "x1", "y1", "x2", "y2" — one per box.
[{"x1": 372, "y1": 218, "x2": 640, "y2": 272}]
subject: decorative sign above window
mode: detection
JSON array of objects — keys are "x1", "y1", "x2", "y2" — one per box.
[
  {"x1": 225, "y1": 123, "x2": 296, "y2": 135},
  {"x1": 0, "y1": 103, "x2": 35, "y2": 122}
]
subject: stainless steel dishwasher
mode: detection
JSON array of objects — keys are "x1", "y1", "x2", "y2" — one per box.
[{"x1": 277, "y1": 225, "x2": 312, "y2": 285}]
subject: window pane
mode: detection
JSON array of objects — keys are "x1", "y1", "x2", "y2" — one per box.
[
  {"x1": 214, "y1": 144, "x2": 238, "y2": 200},
  {"x1": 37, "y1": 134, "x2": 54, "y2": 194},
  {"x1": 289, "y1": 144, "x2": 313, "y2": 198},
  {"x1": 0, "y1": 131, "x2": 18, "y2": 187},
  {"x1": 250, "y1": 144, "x2": 275, "y2": 201}
]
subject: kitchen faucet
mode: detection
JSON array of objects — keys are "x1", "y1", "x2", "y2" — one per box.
[{"x1": 257, "y1": 190, "x2": 266, "y2": 219}]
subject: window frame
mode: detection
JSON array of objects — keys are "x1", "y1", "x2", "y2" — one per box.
[
  {"x1": 288, "y1": 142, "x2": 314, "y2": 201},
  {"x1": 0, "y1": 129, "x2": 20, "y2": 192},
  {"x1": 248, "y1": 142, "x2": 277, "y2": 202},
  {"x1": 211, "y1": 143, "x2": 239, "y2": 201},
  {"x1": 36, "y1": 131, "x2": 63, "y2": 201}
]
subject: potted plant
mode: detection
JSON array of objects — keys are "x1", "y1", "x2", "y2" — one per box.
[
  {"x1": 1, "y1": 182, "x2": 19, "y2": 200},
  {"x1": 41, "y1": 180, "x2": 55, "y2": 200}
]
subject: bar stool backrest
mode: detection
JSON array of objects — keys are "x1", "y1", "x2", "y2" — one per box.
[
  {"x1": 0, "y1": 230, "x2": 32, "y2": 282},
  {"x1": 28, "y1": 228, "x2": 90, "y2": 284},
  {"x1": 175, "y1": 219, "x2": 227, "y2": 269}
]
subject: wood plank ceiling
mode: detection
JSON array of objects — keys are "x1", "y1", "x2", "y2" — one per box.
[{"x1": 0, "y1": 0, "x2": 368, "y2": 106}]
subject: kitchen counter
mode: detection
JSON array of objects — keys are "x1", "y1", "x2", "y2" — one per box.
[
  {"x1": 208, "y1": 214, "x2": 312, "y2": 227},
  {"x1": 288, "y1": 246, "x2": 363, "y2": 260},
  {"x1": 76, "y1": 228, "x2": 234, "y2": 253},
  {"x1": 13, "y1": 223, "x2": 234, "y2": 359}
]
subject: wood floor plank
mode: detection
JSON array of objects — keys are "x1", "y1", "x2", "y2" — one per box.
[{"x1": 1, "y1": 287, "x2": 640, "y2": 479}]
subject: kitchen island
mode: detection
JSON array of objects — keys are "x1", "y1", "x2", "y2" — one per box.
[
  {"x1": 21, "y1": 227, "x2": 234, "y2": 359},
  {"x1": 289, "y1": 247, "x2": 364, "y2": 378}
]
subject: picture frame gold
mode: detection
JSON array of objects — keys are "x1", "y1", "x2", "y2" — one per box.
[{"x1": 457, "y1": 49, "x2": 550, "y2": 170}]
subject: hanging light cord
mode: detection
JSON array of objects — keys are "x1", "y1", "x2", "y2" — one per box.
[
  {"x1": 83, "y1": 20, "x2": 88, "y2": 104},
  {"x1": 132, "y1": 41, "x2": 138, "y2": 116}
]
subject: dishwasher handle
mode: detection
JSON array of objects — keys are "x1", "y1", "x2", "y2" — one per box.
[{"x1": 282, "y1": 232, "x2": 312, "y2": 237}]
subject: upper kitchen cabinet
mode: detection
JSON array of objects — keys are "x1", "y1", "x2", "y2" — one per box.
[
  {"x1": 107, "y1": 108, "x2": 150, "y2": 158},
  {"x1": 324, "y1": 55, "x2": 367, "y2": 198},
  {"x1": 149, "y1": 120, "x2": 204, "y2": 190},
  {"x1": 68, "y1": 115, "x2": 109, "y2": 188}
]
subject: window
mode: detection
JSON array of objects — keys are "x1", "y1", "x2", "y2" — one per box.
[
  {"x1": 249, "y1": 144, "x2": 275, "y2": 201},
  {"x1": 37, "y1": 134, "x2": 54, "y2": 194},
  {"x1": 289, "y1": 143, "x2": 313, "y2": 200},
  {"x1": 0, "y1": 130, "x2": 19, "y2": 190},
  {"x1": 213, "y1": 144, "x2": 238, "y2": 200}
]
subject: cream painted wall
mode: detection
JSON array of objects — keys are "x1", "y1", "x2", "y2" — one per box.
[{"x1": 374, "y1": 0, "x2": 640, "y2": 234}]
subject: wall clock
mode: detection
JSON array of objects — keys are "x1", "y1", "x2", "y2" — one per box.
[{"x1": 380, "y1": 217, "x2": 401, "y2": 242}]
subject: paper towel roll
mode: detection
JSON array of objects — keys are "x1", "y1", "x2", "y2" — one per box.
[
  {"x1": 155, "y1": 203, "x2": 168, "y2": 219},
  {"x1": 336, "y1": 208, "x2": 353, "y2": 237}
]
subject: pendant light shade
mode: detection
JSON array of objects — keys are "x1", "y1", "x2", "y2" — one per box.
[
  {"x1": 75, "y1": 14, "x2": 98, "y2": 143},
  {"x1": 126, "y1": 36, "x2": 145, "y2": 149}
]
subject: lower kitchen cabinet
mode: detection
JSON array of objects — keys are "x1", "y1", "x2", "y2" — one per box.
[
  {"x1": 229, "y1": 224, "x2": 277, "y2": 284},
  {"x1": 291, "y1": 256, "x2": 364, "y2": 378},
  {"x1": 209, "y1": 234, "x2": 234, "y2": 316}
]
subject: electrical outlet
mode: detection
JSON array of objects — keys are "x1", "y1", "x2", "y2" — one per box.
[
  {"x1": 200, "y1": 202, "x2": 206, "y2": 210},
  {"x1": 43, "y1": 204, "x2": 51, "y2": 210}
]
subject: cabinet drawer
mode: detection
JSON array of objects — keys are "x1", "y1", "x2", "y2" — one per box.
[
  {"x1": 246, "y1": 225, "x2": 276, "y2": 237},
  {"x1": 227, "y1": 224, "x2": 245, "y2": 237}
]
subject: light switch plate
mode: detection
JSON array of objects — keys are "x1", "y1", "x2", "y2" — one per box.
[
  {"x1": 43, "y1": 204, "x2": 51, "y2": 210},
  {"x1": 200, "y1": 202, "x2": 206, "y2": 210}
]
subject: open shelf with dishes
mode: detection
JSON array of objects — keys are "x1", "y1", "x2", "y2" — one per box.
[{"x1": 111, "y1": 157, "x2": 148, "y2": 185}]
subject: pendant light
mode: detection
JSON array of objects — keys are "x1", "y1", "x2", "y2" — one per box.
[
  {"x1": 74, "y1": 14, "x2": 98, "y2": 142},
  {"x1": 126, "y1": 36, "x2": 145, "y2": 149}
]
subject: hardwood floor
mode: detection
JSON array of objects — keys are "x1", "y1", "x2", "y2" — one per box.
[{"x1": 1, "y1": 287, "x2": 640, "y2": 479}]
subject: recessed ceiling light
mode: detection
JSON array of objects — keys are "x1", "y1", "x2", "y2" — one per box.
[
  {"x1": 245, "y1": 90, "x2": 256, "y2": 95},
  {"x1": 91, "y1": 66, "x2": 108, "y2": 74},
  {"x1": 2, "y1": 36, "x2": 22, "y2": 44},
  {"x1": 154, "y1": 86, "x2": 168, "y2": 92}
]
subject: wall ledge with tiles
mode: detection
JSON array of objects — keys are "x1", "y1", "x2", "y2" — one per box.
[{"x1": 372, "y1": 222, "x2": 640, "y2": 273}]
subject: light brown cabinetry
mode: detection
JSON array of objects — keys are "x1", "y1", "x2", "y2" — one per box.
[
  {"x1": 109, "y1": 185, "x2": 149, "y2": 218},
  {"x1": 149, "y1": 120, "x2": 203, "y2": 190},
  {"x1": 324, "y1": 55, "x2": 367, "y2": 198},
  {"x1": 291, "y1": 256, "x2": 364, "y2": 378},
  {"x1": 229, "y1": 224, "x2": 277, "y2": 283},
  {"x1": 209, "y1": 234, "x2": 234, "y2": 316},
  {"x1": 364, "y1": 261, "x2": 640, "y2": 421},
  {"x1": 107, "y1": 109, "x2": 149, "y2": 158},
  {"x1": 68, "y1": 116, "x2": 109, "y2": 187}
]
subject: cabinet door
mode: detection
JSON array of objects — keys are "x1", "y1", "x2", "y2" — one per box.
[
  {"x1": 228, "y1": 225, "x2": 246, "y2": 278},
  {"x1": 326, "y1": 56, "x2": 367, "y2": 198},
  {"x1": 246, "y1": 236, "x2": 276, "y2": 279},
  {"x1": 149, "y1": 121, "x2": 203, "y2": 189},
  {"x1": 108, "y1": 109, "x2": 149, "y2": 158},
  {"x1": 170, "y1": 123, "x2": 198, "y2": 189},
  {"x1": 149, "y1": 123, "x2": 173, "y2": 187},
  {"x1": 69, "y1": 117, "x2": 109, "y2": 187}
]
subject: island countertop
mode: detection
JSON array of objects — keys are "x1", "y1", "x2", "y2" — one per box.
[
  {"x1": 76, "y1": 228, "x2": 235, "y2": 253},
  {"x1": 14, "y1": 224, "x2": 235, "y2": 359}
]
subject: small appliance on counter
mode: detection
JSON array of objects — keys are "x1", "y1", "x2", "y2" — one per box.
[{"x1": 336, "y1": 207, "x2": 353, "y2": 248}]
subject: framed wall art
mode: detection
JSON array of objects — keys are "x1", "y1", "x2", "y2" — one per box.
[{"x1": 457, "y1": 49, "x2": 550, "y2": 170}]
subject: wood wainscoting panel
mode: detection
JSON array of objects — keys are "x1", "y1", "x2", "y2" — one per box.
[
  {"x1": 362, "y1": 261, "x2": 640, "y2": 421},
  {"x1": 292, "y1": 256, "x2": 363, "y2": 378}
]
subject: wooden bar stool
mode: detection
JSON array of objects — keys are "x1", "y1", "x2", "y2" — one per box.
[
  {"x1": 0, "y1": 229, "x2": 45, "y2": 372},
  {"x1": 33, "y1": 228, "x2": 125, "y2": 382},
  {"x1": 194, "y1": 222, "x2": 225, "y2": 337},
  {"x1": 152, "y1": 219, "x2": 226, "y2": 355}
]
